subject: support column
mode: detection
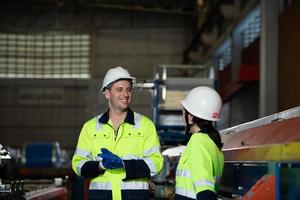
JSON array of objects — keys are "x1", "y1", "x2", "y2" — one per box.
[
  {"x1": 231, "y1": 27, "x2": 243, "y2": 82},
  {"x1": 259, "y1": 0, "x2": 280, "y2": 117}
]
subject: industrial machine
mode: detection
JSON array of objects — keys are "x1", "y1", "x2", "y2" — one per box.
[
  {"x1": 0, "y1": 143, "x2": 69, "y2": 200},
  {"x1": 151, "y1": 64, "x2": 215, "y2": 145},
  {"x1": 150, "y1": 106, "x2": 300, "y2": 200},
  {"x1": 219, "y1": 106, "x2": 300, "y2": 200},
  {"x1": 136, "y1": 64, "x2": 216, "y2": 199},
  {"x1": 21, "y1": 142, "x2": 64, "y2": 168},
  {"x1": 0, "y1": 144, "x2": 18, "y2": 200}
]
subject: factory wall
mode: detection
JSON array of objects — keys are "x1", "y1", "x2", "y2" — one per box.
[
  {"x1": 0, "y1": 5, "x2": 192, "y2": 79},
  {"x1": 94, "y1": 28, "x2": 188, "y2": 79},
  {"x1": 0, "y1": 79, "x2": 152, "y2": 151},
  {"x1": 278, "y1": 1, "x2": 300, "y2": 111},
  {"x1": 0, "y1": 79, "x2": 92, "y2": 151},
  {"x1": 218, "y1": 83, "x2": 259, "y2": 130},
  {"x1": 0, "y1": 6, "x2": 192, "y2": 151}
]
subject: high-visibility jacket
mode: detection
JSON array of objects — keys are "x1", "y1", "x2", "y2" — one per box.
[
  {"x1": 175, "y1": 133, "x2": 224, "y2": 200},
  {"x1": 72, "y1": 109, "x2": 163, "y2": 200}
]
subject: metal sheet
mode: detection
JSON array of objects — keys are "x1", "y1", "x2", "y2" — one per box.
[
  {"x1": 223, "y1": 142, "x2": 300, "y2": 161},
  {"x1": 222, "y1": 116, "x2": 300, "y2": 149},
  {"x1": 220, "y1": 106, "x2": 300, "y2": 135},
  {"x1": 165, "y1": 78, "x2": 214, "y2": 90}
]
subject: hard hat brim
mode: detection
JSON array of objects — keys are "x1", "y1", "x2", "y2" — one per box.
[{"x1": 102, "y1": 77, "x2": 136, "y2": 91}]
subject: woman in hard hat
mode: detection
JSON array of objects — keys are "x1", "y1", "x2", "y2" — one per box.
[{"x1": 174, "y1": 86, "x2": 224, "y2": 200}]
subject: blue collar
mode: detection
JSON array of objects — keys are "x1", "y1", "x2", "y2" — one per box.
[{"x1": 98, "y1": 108, "x2": 135, "y2": 125}]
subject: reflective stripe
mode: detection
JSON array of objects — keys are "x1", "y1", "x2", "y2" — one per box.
[
  {"x1": 90, "y1": 182, "x2": 112, "y2": 190},
  {"x1": 96, "y1": 115, "x2": 103, "y2": 131},
  {"x1": 75, "y1": 148, "x2": 93, "y2": 159},
  {"x1": 134, "y1": 113, "x2": 142, "y2": 129},
  {"x1": 121, "y1": 181, "x2": 148, "y2": 190},
  {"x1": 122, "y1": 146, "x2": 161, "y2": 160},
  {"x1": 144, "y1": 146, "x2": 160, "y2": 156},
  {"x1": 89, "y1": 181, "x2": 148, "y2": 190},
  {"x1": 175, "y1": 187, "x2": 196, "y2": 199},
  {"x1": 143, "y1": 157, "x2": 157, "y2": 176},
  {"x1": 144, "y1": 147, "x2": 161, "y2": 176},
  {"x1": 120, "y1": 155, "x2": 158, "y2": 176},
  {"x1": 122, "y1": 154, "x2": 159, "y2": 176},
  {"x1": 122, "y1": 154, "x2": 140, "y2": 160},
  {"x1": 215, "y1": 176, "x2": 221, "y2": 182},
  {"x1": 176, "y1": 169, "x2": 191, "y2": 178},
  {"x1": 194, "y1": 179, "x2": 215, "y2": 188},
  {"x1": 77, "y1": 160, "x2": 88, "y2": 176},
  {"x1": 177, "y1": 169, "x2": 215, "y2": 188}
]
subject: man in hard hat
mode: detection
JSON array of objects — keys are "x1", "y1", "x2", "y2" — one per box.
[
  {"x1": 174, "y1": 86, "x2": 224, "y2": 200},
  {"x1": 72, "y1": 66, "x2": 163, "y2": 200}
]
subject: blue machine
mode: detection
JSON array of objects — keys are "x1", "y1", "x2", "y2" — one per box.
[{"x1": 22, "y1": 142, "x2": 62, "y2": 168}]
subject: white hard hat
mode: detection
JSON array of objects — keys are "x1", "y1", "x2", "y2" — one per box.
[
  {"x1": 181, "y1": 86, "x2": 222, "y2": 121},
  {"x1": 101, "y1": 66, "x2": 136, "y2": 91}
]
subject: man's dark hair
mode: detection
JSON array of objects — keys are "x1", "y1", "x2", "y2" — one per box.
[{"x1": 105, "y1": 79, "x2": 133, "y2": 91}]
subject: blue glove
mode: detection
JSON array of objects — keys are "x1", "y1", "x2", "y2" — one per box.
[{"x1": 98, "y1": 148, "x2": 124, "y2": 169}]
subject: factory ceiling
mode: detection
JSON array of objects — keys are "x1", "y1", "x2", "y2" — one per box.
[
  {"x1": 0, "y1": 0, "x2": 256, "y2": 64},
  {"x1": 3, "y1": 0, "x2": 199, "y2": 15}
]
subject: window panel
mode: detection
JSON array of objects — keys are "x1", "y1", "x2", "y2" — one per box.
[{"x1": 0, "y1": 32, "x2": 91, "y2": 78}]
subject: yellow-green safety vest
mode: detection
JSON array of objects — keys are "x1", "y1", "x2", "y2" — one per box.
[
  {"x1": 175, "y1": 133, "x2": 224, "y2": 199},
  {"x1": 72, "y1": 111, "x2": 163, "y2": 199}
]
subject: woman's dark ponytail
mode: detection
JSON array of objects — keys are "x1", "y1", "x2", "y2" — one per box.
[{"x1": 193, "y1": 117, "x2": 223, "y2": 150}]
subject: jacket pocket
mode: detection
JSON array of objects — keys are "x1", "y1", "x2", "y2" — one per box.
[
  {"x1": 88, "y1": 132, "x2": 112, "y2": 155},
  {"x1": 124, "y1": 130, "x2": 144, "y2": 138}
]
